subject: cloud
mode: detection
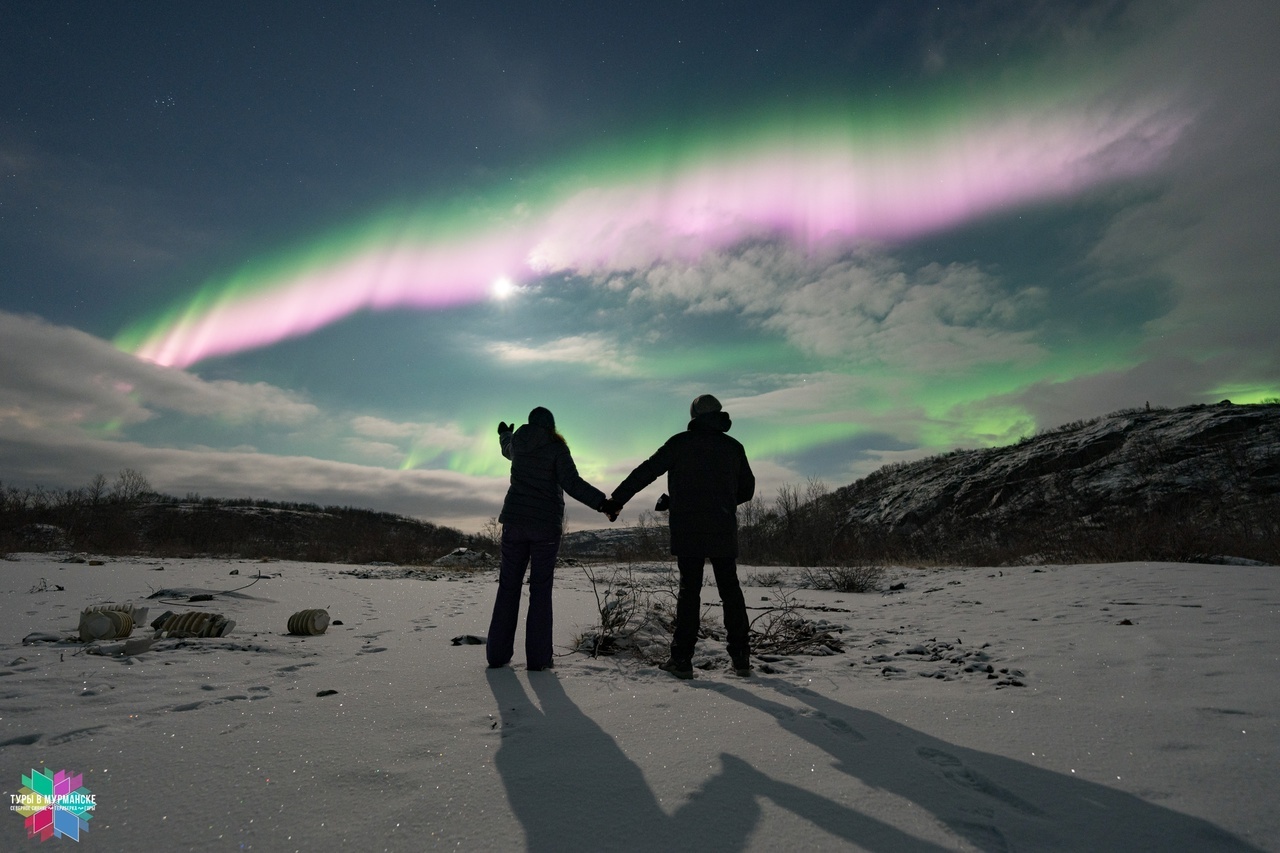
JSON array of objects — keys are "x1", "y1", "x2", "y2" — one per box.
[
  {"x1": 767, "y1": 260, "x2": 1046, "y2": 370},
  {"x1": 485, "y1": 332, "x2": 641, "y2": 376},
  {"x1": 1088, "y1": 0, "x2": 1280, "y2": 375},
  {"x1": 351, "y1": 415, "x2": 474, "y2": 451},
  {"x1": 342, "y1": 437, "x2": 406, "y2": 464},
  {"x1": 0, "y1": 422, "x2": 505, "y2": 532},
  {"x1": 0, "y1": 311, "x2": 510, "y2": 531},
  {"x1": 350, "y1": 414, "x2": 495, "y2": 473},
  {"x1": 995, "y1": 353, "x2": 1263, "y2": 433},
  {"x1": 620, "y1": 244, "x2": 1047, "y2": 372},
  {"x1": 350, "y1": 415, "x2": 422, "y2": 441},
  {"x1": 0, "y1": 311, "x2": 318, "y2": 430},
  {"x1": 722, "y1": 373, "x2": 867, "y2": 420}
]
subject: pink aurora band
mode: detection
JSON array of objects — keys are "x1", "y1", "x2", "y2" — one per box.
[{"x1": 128, "y1": 103, "x2": 1185, "y2": 368}]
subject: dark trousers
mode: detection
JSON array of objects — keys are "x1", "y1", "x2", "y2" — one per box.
[
  {"x1": 671, "y1": 554, "x2": 750, "y2": 664},
  {"x1": 487, "y1": 525, "x2": 561, "y2": 669}
]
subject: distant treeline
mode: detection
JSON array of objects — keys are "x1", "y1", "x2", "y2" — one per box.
[{"x1": 0, "y1": 470, "x2": 468, "y2": 564}]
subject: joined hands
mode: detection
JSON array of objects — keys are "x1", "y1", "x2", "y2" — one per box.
[{"x1": 599, "y1": 497, "x2": 622, "y2": 522}]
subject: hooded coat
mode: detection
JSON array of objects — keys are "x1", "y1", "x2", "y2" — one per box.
[
  {"x1": 612, "y1": 411, "x2": 755, "y2": 557},
  {"x1": 498, "y1": 417, "x2": 606, "y2": 535}
]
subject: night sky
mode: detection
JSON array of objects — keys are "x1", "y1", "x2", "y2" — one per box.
[{"x1": 3, "y1": 1, "x2": 1278, "y2": 533}]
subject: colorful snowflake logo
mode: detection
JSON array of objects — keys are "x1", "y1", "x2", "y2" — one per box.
[{"x1": 10, "y1": 768, "x2": 95, "y2": 842}]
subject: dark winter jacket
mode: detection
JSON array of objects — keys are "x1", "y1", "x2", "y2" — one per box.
[
  {"x1": 612, "y1": 411, "x2": 755, "y2": 557},
  {"x1": 498, "y1": 424, "x2": 606, "y2": 534}
]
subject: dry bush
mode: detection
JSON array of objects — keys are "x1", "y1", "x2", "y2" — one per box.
[
  {"x1": 574, "y1": 565, "x2": 673, "y2": 659},
  {"x1": 481, "y1": 517, "x2": 502, "y2": 556},
  {"x1": 749, "y1": 588, "x2": 846, "y2": 657},
  {"x1": 739, "y1": 477, "x2": 844, "y2": 566},
  {"x1": 799, "y1": 564, "x2": 885, "y2": 593},
  {"x1": 746, "y1": 569, "x2": 786, "y2": 586},
  {"x1": 574, "y1": 570, "x2": 850, "y2": 665}
]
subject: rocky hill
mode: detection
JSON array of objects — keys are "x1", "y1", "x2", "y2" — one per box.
[{"x1": 830, "y1": 401, "x2": 1280, "y2": 564}]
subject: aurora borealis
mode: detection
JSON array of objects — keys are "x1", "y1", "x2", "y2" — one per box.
[
  {"x1": 118, "y1": 94, "x2": 1184, "y2": 368},
  {"x1": 3, "y1": 2, "x2": 1279, "y2": 531}
]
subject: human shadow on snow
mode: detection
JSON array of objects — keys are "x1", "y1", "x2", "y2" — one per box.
[
  {"x1": 486, "y1": 668, "x2": 948, "y2": 852},
  {"x1": 701, "y1": 677, "x2": 1261, "y2": 852}
]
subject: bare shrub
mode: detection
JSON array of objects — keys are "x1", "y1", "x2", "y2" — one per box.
[
  {"x1": 574, "y1": 569, "x2": 850, "y2": 667},
  {"x1": 27, "y1": 486, "x2": 51, "y2": 512},
  {"x1": 749, "y1": 588, "x2": 847, "y2": 656},
  {"x1": 623, "y1": 510, "x2": 670, "y2": 561},
  {"x1": 739, "y1": 477, "x2": 843, "y2": 566},
  {"x1": 576, "y1": 565, "x2": 663, "y2": 658},
  {"x1": 776, "y1": 477, "x2": 838, "y2": 565},
  {"x1": 736, "y1": 494, "x2": 769, "y2": 557},
  {"x1": 110, "y1": 468, "x2": 153, "y2": 503},
  {"x1": 574, "y1": 564, "x2": 740, "y2": 665},
  {"x1": 800, "y1": 564, "x2": 885, "y2": 593},
  {"x1": 747, "y1": 569, "x2": 786, "y2": 586},
  {"x1": 481, "y1": 517, "x2": 502, "y2": 556}
]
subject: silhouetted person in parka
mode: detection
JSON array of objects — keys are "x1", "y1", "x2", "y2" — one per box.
[
  {"x1": 488, "y1": 406, "x2": 614, "y2": 671},
  {"x1": 601, "y1": 394, "x2": 755, "y2": 678}
]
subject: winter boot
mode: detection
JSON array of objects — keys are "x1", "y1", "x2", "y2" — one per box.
[{"x1": 659, "y1": 658, "x2": 694, "y2": 680}]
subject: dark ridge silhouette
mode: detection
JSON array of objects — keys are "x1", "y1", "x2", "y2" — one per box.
[{"x1": 0, "y1": 490, "x2": 468, "y2": 564}]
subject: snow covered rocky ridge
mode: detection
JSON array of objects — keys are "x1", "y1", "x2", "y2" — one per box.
[{"x1": 828, "y1": 401, "x2": 1280, "y2": 564}]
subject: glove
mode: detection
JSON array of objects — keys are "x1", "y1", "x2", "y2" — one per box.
[
  {"x1": 598, "y1": 497, "x2": 622, "y2": 522},
  {"x1": 654, "y1": 493, "x2": 670, "y2": 512},
  {"x1": 497, "y1": 421, "x2": 512, "y2": 435}
]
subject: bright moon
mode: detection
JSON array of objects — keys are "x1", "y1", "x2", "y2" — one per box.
[{"x1": 491, "y1": 276, "x2": 516, "y2": 300}]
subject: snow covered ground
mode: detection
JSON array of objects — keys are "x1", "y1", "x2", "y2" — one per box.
[{"x1": 2, "y1": 552, "x2": 1276, "y2": 851}]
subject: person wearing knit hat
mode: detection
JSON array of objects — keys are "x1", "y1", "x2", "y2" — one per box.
[
  {"x1": 600, "y1": 394, "x2": 756, "y2": 678},
  {"x1": 690, "y1": 394, "x2": 721, "y2": 417},
  {"x1": 487, "y1": 406, "x2": 615, "y2": 671}
]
